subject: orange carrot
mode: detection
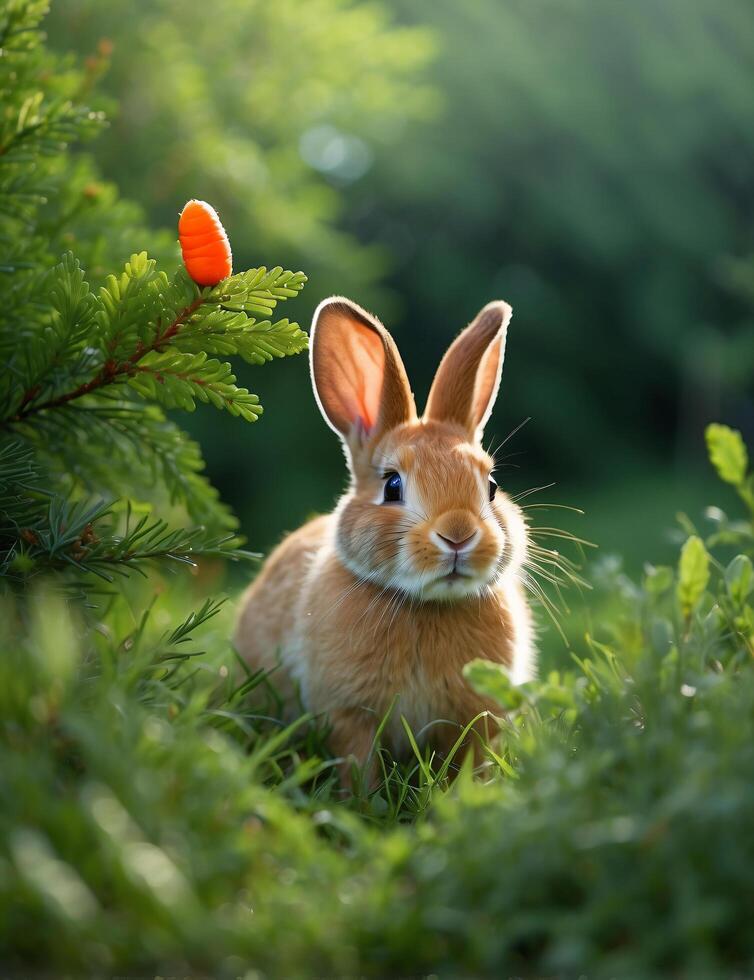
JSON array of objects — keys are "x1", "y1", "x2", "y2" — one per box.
[{"x1": 178, "y1": 199, "x2": 233, "y2": 286}]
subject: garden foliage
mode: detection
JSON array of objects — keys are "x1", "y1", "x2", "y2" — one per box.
[
  {"x1": 4, "y1": 4, "x2": 754, "y2": 979},
  {"x1": 5, "y1": 407, "x2": 754, "y2": 978}
]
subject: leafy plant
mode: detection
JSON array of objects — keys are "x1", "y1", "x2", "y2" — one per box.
[
  {"x1": 0, "y1": 1, "x2": 306, "y2": 586},
  {"x1": 707, "y1": 421, "x2": 754, "y2": 510},
  {"x1": 5, "y1": 412, "x2": 754, "y2": 977}
]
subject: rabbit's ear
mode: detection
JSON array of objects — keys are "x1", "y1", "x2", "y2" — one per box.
[
  {"x1": 424, "y1": 301, "x2": 512, "y2": 440},
  {"x1": 310, "y1": 297, "x2": 415, "y2": 449}
]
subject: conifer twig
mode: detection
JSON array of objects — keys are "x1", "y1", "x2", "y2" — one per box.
[{"x1": 5, "y1": 294, "x2": 206, "y2": 426}]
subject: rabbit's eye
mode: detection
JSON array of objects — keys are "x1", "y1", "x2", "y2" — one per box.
[
  {"x1": 488, "y1": 476, "x2": 498, "y2": 502},
  {"x1": 383, "y1": 471, "x2": 403, "y2": 503}
]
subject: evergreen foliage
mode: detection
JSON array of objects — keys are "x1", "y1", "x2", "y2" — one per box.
[{"x1": 0, "y1": 1, "x2": 306, "y2": 586}]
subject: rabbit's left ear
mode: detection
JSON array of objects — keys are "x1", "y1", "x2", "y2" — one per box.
[
  {"x1": 424, "y1": 301, "x2": 512, "y2": 440},
  {"x1": 310, "y1": 296, "x2": 415, "y2": 450}
]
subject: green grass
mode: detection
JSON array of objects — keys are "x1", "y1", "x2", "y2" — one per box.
[{"x1": 3, "y1": 428, "x2": 754, "y2": 978}]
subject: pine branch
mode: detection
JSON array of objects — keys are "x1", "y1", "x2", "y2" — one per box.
[
  {"x1": 212, "y1": 266, "x2": 308, "y2": 317},
  {"x1": 4, "y1": 495, "x2": 256, "y2": 585},
  {"x1": 0, "y1": 440, "x2": 50, "y2": 535},
  {"x1": 0, "y1": 3, "x2": 104, "y2": 242},
  {"x1": 80, "y1": 510, "x2": 254, "y2": 579},
  {"x1": 0, "y1": 7, "x2": 308, "y2": 598},
  {"x1": 28, "y1": 400, "x2": 235, "y2": 531},
  {"x1": 2, "y1": 255, "x2": 306, "y2": 428},
  {"x1": 3, "y1": 262, "x2": 204, "y2": 423},
  {"x1": 127, "y1": 350, "x2": 262, "y2": 419},
  {"x1": 165, "y1": 597, "x2": 227, "y2": 648},
  {"x1": 172, "y1": 311, "x2": 308, "y2": 365}
]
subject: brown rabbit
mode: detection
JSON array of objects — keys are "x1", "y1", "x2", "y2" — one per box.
[{"x1": 234, "y1": 297, "x2": 535, "y2": 779}]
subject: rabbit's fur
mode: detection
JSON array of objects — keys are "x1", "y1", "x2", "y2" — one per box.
[{"x1": 235, "y1": 297, "x2": 535, "y2": 777}]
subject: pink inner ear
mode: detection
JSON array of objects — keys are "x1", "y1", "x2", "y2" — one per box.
[
  {"x1": 342, "y1": 400, "x2": 373, "y2": 437},
  {"x1": 347, "y1": 337, "x2": 384, "y2": 433},
  {"x1": 312, "y1": 296, "x2": 415, "y2": 443},
  {"x1": 314, "y1": 308, "x2": 387, "y2": 438},
  {"x1": 335, "y1": 325, "x2": 385, "y2": 435}
]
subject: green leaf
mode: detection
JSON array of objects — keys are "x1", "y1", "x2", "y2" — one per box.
[
  {"x1": 650, "y1": 618, "x2": 674, "y2": 657},
  {"x1": 676, "y1": 535, "x2": 710, "y2": 617},
  {"x1": 706, "y1": 423, "x2": 748, "y2": 487},
  {"x1": 173, "y1": 309, "x2": 308, "y2": 364},
  {"x1": 463, "y1": 658, "x2": 524, "y2": 710},
  {"x1": 644, "y1": 564, "x2": 673, "y2": 596},
  {"x1": 126, "y1": 350, "x2": 262, "y2": 420},
  {"x1": 240, "y1": 317, "x2": 308, "y2": 364},
  {"x1": 47, "y1": 253, "x2": 98, "y2": 346},
  {"x1": 97, "y1": 252, "x2": 169, "y2": 356},
  {"x1": 213, "y1": 267, "x2": 307, "y2": 319},
  {"x1": 725, "y1": 555, "x2": 753, "y2": 606}
]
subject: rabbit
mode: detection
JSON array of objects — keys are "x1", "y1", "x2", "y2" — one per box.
[{"x1": 234, "y1": 296, "x2": 535, "y2": 782}]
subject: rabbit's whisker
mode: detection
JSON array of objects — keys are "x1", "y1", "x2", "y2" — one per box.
[
  {"x1": 347, "y1": 553, "x2": 417, "y2": 637},
  {"x1": 521, "y1": 573, "x2": 567, "y2": 641},
  {"x1": 526, "y1": 546, "x2": 589, "y2": 590},
  {"x1": 313, "y1": 536, "x2": 415, "y2": 629},
  {"x1": 385, "y1": 586, "x2": 411, "y2": 639},
  {"x1": 486, "y1": 416, "x2": 530, "y2": 463},
  {"x1": 511, "y1": 482, "x2": 556, "y2": 503},
  {"x1": 520, "y1": 501, "x2": 585, "y2": 515}
]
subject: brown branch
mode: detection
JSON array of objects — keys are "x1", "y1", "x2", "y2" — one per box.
[{"x1": 4, "y1": 293, "x2": 205, "y2": 427}]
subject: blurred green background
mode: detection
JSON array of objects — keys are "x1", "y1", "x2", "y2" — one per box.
[{"x1": 49, "y1": 0, "x2": 754, "y2": 574}]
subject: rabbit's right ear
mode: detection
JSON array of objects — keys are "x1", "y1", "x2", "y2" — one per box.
[
  {"x1": 310, "y1": 297, "x2": 416, "y2": 452},
  {"x1": 424, "y1": 301, "x2": 512, "y2": 441}
]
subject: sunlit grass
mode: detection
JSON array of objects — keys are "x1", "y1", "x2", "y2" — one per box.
[{"x1": 5, "y1": 430, "x2": 754, "y2": 976}]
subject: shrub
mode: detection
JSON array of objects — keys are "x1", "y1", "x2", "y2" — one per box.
[{"x1": 0, "y1": 0, "x2": 307, "y2": 586}]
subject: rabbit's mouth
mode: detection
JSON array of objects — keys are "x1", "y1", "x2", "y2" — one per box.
[{"x1": 422, "y1": 563, "x2": 488, "y2": 599}]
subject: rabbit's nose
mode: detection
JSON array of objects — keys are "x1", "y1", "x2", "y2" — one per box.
[
  {"x1": 436, "y1": 531, "x2": 478, "y2": 553},
  {"x1": 432, "y1": 510, "x2": 480, "y2": 554},
  {"x1": 431, "y1": 528, "x2": 480, "y2": 554}
]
